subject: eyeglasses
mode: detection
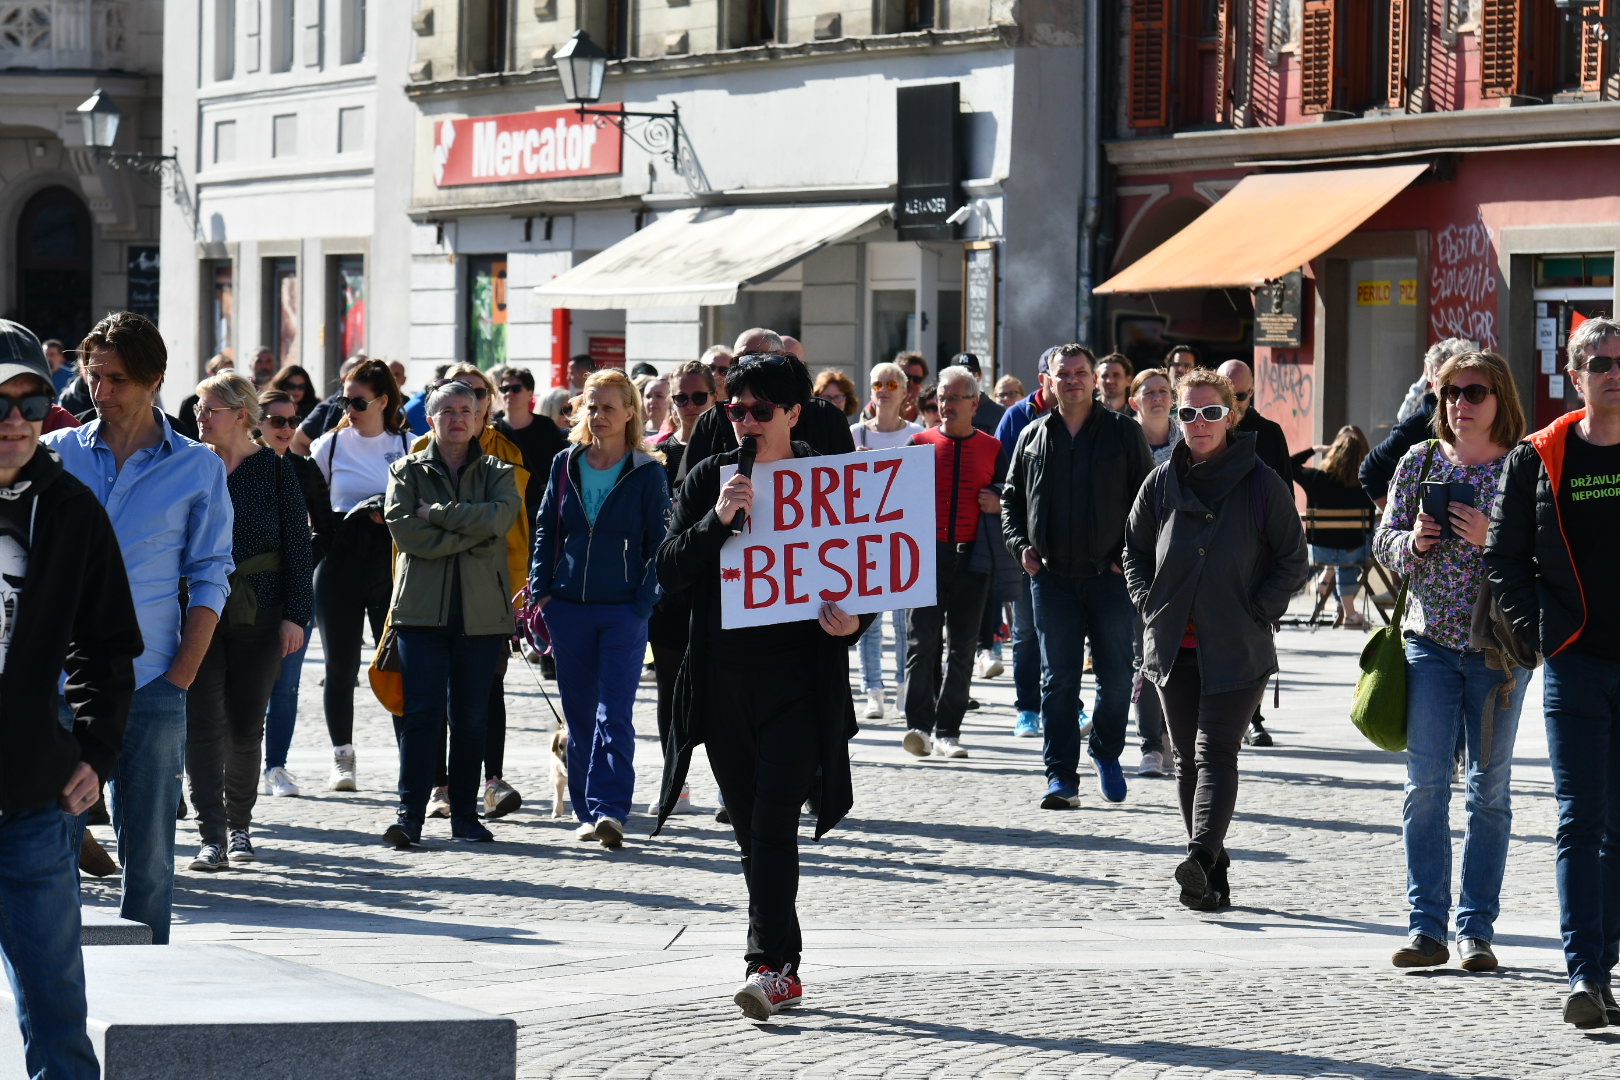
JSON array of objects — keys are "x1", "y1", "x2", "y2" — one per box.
[
  {"x1": 872, "y1": 380, "x2": 902, "y2": 392},
  {"x1": 341, "y1": 396, "x2": 373, "y2": 412},
  {"x1": 430, "y1": 380, "x2": 490, "y2": 400},
  {"x1": 260, "y1": 414, "x2": 297, "y2": 430},
  {"x1": 193, "y1": 405, "x2": 235, "y2": 420},
  {"x1": 1176, "y1": 404, "x2": 1232, "y2": 424},
  {"x1": 938, "y1": 394, "x2": 974, "y2": 404},
  {"x1": 498, "y1": 384, "x2": 527, "y2": 395},
  {"x1": 672, "y1": 391, "x2": 711, "y2": 408},
  {"x1": 709, "y1": 363, "x2": 730, "y2": 377},
  {"x1": 284, "y1": 381, "x2": 309, "y2": 393},
  {"x1": 1580, "y1": 356, "x2": 1620, "y2": 375},
  {"x1": 723, "y1": 401, "x2": 783, "y2": 423},
  {"x1": 906, "y1": 374, "x2": 925, "y2": 386},
  {"x1": 0, "y1": 395, "x2": 51, "y2": 423},
  {"x1": 1233, "y1": 390, "x2": 1251, "y2": 401},
  {"x1": 1440, "y1": 383, "x2": 1495, "y2": 405}
]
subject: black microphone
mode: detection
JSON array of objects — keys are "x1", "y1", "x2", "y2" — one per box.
[{"x1": 731, "y1": 435, "x2": 757, "y2": 536}]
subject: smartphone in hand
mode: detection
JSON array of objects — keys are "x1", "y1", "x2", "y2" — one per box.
[{"x1": 1420, "y1": 481, "x2": 1476, "y2": 542}]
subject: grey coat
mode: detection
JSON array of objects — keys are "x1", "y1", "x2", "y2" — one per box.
[{"x1": 1122, "y1": 434, "x2": 1309, "y2": 695}]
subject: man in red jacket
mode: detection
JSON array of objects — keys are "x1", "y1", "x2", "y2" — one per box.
[
  {"x1": 0, "y1": 319, "x2": 142, "y2": 1078},
  {"x1": 899, "y1": 366, "x2": 1007, "y2": 759}
]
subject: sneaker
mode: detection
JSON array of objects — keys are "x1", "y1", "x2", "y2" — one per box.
[
  {"x1": 975, "y1": 650, "x2": 1005, "y2": 679},
  {"x1": 714, "y1": 805, "x2": 731, "y2": 825},
  {"x1": 733, "y1": 964, "x2": 802, "y2": 1020},
  {"x1": 673, "y1": 785, "x2": 694, "y2": 815},
  {"x1": 1040, "y1": 779, "x2": 1080, "y2": 809},
  {"x1": 452, "y1": 818, "x2": 495, "y2": 843},
  {"x1": 383, "y1": 820, "x2": 419, "y2": 848},
  {"x1": 189, "y1": 844, "x2": 229, "y2": 872},
  {"x1": 1013, "y1": 711, "x2": 1041, "y2": 738},
  {"x1": 901, "y1": 729, "x2": 931, "y2": 757},
  {"x1": 1457, "y1": 937, "x2": 1497, "y2": 972},
  {"x1": 864, "y1": 691, "x2": 885, "y2": 720},
  {"x1": 261, "y1": 766, "x2": 300, "y2": 798},
  {"x1": 427, "y1": 786, "x2": 452, "y2": 819},
  {"x1": 328, "y1": 745, "x2": 357, "y2": 791},
  {"x1": 574, "y1": 820, "x2": 599, "y2": 841},
  {"x1": 1137, "y1": 750, "x2": 1169, "y2": 778},
  {"x1": 1077, "y1": 707, "x2": 1092, "y2": 741},
  {"x1": 483, "y1": 778, "x2": 521, "y2": 819},
  {"x1": 640, "y1": 664, "x2": 656, "y2": 683},
  {"x1": 1091, "y1": 755, "x2": 1127, "y2": 803},
  {"x1": 227, "y1": 829, "x2": 256, "y2": 863},
  {"x1": 1244, "y1": 717, "x2": 1274, "y2": 748},
  {"x1": 932, "y1": 736, "x2": 968, "y2": 759},
  {"x1": 1391, "y1": 933, "x2": 1450, "y2": 968},
  {"x1": 594, "y1": 817, "x2": 624, "y2": 848}
]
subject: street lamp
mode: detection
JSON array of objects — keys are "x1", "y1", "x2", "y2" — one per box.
[
  {"x1": 553, "y1": 29, "x2": 607, "y2": 106},
  {"x1": 553, "y1": 30, "x2": 685, "y2": 178},
  {"x1": 76, "y1": 88, "x2": 179, "y2": 179}
]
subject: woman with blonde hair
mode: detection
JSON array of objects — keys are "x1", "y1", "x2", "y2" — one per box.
[
  {"x1": 530, "y1": 370, "x2": 669, "y2": 847},
  {"x1": 186, "y1": 372, "x2": 313, "y2": 869},
  {"x1": 993, "y1": 375, "x2": 1025, "y2": 409},
  {"x1": 1292, "y1": 425, "x2": 1376, "y2": 627}
]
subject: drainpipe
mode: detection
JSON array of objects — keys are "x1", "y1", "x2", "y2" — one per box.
[{"x1": 1076, "y1": 0, "x2": 1103, "y2": 346}]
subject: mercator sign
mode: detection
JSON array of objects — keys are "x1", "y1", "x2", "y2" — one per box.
[
  {"x1": 719, "y1": 446, "x2": 936, "y2": 630},
  {"x1": 432, "y1": 106, "x2": 623, "y2": 188}
]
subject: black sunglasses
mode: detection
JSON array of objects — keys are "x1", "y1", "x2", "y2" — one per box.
[
  {"x1": 708, "y1": 363, "x2": 730, "y2": 376},
  {"x1": 1440, "y1": 383, "x2": 1495, "y2": 404},
  {"x1": 284, "y1": 381, "x2": 309, "y2": 392},
  {"x1": 724, "y1": 401, "x2": 782, "y2": 423},
  {"x1": 907, "y1": 374, "x2": 925, "y2": 385},
  {"x1": 1580, "y1": 356, "x2": 1620, "y2": 375},
  {"x1": 498, "y1": 384, "x2": 526, "y2": 395},
  {"x1": 0, "y1": 395, "x2": 52, "y2": 423},
  {"x1": 672, "y1": 391, "x2": 711, "y2": 408},
  {"x1": 260, "y1": 414, "x2": 297, "y2": 430},
  {"x1": 1233, "y1": 390, "x2": 1251, "y2": 401},
  {"x1": 340, "y1": 396, "x2": 371, "y2": 412}
]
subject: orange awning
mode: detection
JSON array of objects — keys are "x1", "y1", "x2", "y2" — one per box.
[{"x1": 1093, "y1": 163, "x2": 1428, "y2": 294}]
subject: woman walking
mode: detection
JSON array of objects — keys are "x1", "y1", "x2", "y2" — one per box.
[
  {"x1": 530, "y1": 370, "x2": 669, "y2": 848},
  {"x1": 1374, "y1": 350, "x2": 1531, "y2": 973},
  {"x1": 653, "y1": 353, "x2": 870, "y2": 1019},
  {"x1": 256, "y1": 389, "x2": 334, "y2": 798},
  {"x1": 1293, "y1": 425, "x2": 1376, "y2": 628},
  {"x1": 381, "y1": 381, "x2": 521, "y2": 846},
  {"x1": 308, "y1": 359, "x2": 412, "y2": 791},
  {"x1": 1123, "y1": 369, "x2": 1307, "y2": 910},
  {"x1": 1126, "y1": 367, "x2": 1180, "y2": 778},
  {"x1": 268, "y1": 363, "x2": 317, "y2": 421},
  {"x1": 186, "y1": 373, "x2": 314, "y2": 869}
]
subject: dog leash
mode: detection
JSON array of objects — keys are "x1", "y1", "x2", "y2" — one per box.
[{"x1": 512, "y1": 643, "x2": 567, "y2": 729}]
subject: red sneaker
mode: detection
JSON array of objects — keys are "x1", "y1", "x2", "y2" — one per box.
[{"x1": 732, "y1": 964, "x2": 802, "y2": 1019}]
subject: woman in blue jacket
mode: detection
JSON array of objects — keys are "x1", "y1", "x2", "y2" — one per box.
[{"x1": 530, "y1": 369, "x2": 668, "y2": 848}]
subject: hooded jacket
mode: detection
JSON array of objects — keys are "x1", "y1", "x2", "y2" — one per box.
[
  {"x1": 0, "y1": 446, "x2": 142, "y2": 815},
  {"x1": 1361, "y1": 392, "x2": 1437, "y2": 503},
  {"x1": 1484, "y1": 409, "x2": 1587, "y2": 658},
  {"x1": 1123, "y1": 434, "x2": 1309, "y2": 695}
]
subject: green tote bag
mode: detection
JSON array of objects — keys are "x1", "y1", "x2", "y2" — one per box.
[{"x1": 1350, "y1": 581, "x2": 1411, "y2": 752}]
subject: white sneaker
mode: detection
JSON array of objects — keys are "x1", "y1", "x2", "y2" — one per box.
[
  {"x1": 933, "y1": 736, "x2": 968, "y2": 759},
  {"x1": 574, "y1": 820, "x2": 598, "y2": 841},
  {"x1": 975, "y1": 650, "x2": 1005, "y2": 679},
  {"x1": 901, "y1": 729, "x2": 931, "y2": 757},
  {"x1": 863, "y1": 691, "x2": 885, "y2": 720},
  {"x1": 327, "y1": 745, "x2": 357, "y2": 792},
  {"x1": 1137, "y1": 750, "x2": 1168, "y2": 778},
  {"x1": 594, "y1": 817, "x2": 625, "y2": 848},
  {"x1": 427, "y1": 786, "x2": 452, "y2": 819},
  {"x1": 262, "y1": 767, "x2": 300, "y2": 797},
  {"x1": 654, "y1": 785, "x2": 695, "y2": 816}
]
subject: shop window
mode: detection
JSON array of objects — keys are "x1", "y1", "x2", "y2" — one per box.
[
  {"x1": 269, "y1": 0, "x2": 295, "y2": 72},
  {"x1": 206, "y1": 262, "x2": 235, "y2": 360},
  {"x1": 331, "y1": 256, "x2": 366, "y2": 364},
  {"x1": 580, "y1": 0, "x2": 630, "y2": 57},
  {"x1": 1535, "y1": 254, "x2": 1615, "y2": 289},
  {"x1": 462, "y1": 0, "x2": 509, "y2": 75},
  {"x1": 872, "y1": 290, "x2": 917, "y2": 367},
  {"x1": 467, "y1": 256, "x2": 508, "y2": 371},
  {"x1": 265, "y1": 258, "x2": 299, "y2": 367}
]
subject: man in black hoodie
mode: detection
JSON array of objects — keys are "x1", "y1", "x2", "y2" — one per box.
[{"x1": 0, "y1": 320, "x2": 142, "y2": 1078}]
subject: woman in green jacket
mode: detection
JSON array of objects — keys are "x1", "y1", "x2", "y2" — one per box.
[{"x1": 381, "y1": 381, "x2": 521, "y2": 847}]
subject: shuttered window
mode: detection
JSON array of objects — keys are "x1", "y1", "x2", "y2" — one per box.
[
  {"x1": 1480, "y1": 0, "x2": 1521, "y2": 98},
  {"x1": 1300, "y1": 0, "x2": 1336, "y2": 114},
  {"x1": 1581, "y1": 0, "x2": 1610, "y2": 94},
  {"x1": 1387, "y1": 0, "x2": 1409, "y2": 108},
  {"x1": 1128, "y1": 0, "x2": 1171, "y2": 128},
  {"x1": 1214, "y1": 0, "x2": 1232, "y2": 123}
]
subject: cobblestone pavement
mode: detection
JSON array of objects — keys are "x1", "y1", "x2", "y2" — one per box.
[{"x1": 81, "y1": 599, "x2": 1618, "y2": 1078}]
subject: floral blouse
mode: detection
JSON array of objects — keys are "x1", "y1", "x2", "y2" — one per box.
[{"x1": 1372, "y1": 440, "x2": 1508, "y2": 652}]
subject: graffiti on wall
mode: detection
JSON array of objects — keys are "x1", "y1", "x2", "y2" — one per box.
[{"x1": 1430, "y1": 215, "x2": 1498, "y2": 349}]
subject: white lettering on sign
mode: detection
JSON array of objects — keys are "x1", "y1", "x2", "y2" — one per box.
[
  {"x1": 436, "y1": 108, "x2": 617, "y2": 187},
  {"x1": 903, "y1": 196, "x2": 949, "y2": 217},
  {"x1": 718, "y1": 446, "x2": 937, "y2": 629}
]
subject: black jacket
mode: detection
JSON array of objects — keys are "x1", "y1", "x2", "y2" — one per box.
[
  {"x1": 651, "y1": 443, "x2": 873, "y2": 839},
  {"x1": 1237, "y1": 406, "x2": 1294, "y2": 488},
  {"x1": 1123, "y1": 434, "x2": 1309, "y2": 694},
  {"x1": 1485, "y1": 409, "x2": 1585, "y2": 659},
  {"x1": 1361, "y1": 393, "x2": 1436, "y2": 502},
  {"x1": 682, "y1": 396, "x2": 855, "y2": 472},
  {"x1": 1, "y1": 447, "x2": 143, "y2": 815},
  {"x1": 1001, "y1": 405, "x2": 1154, "y2": 576}
]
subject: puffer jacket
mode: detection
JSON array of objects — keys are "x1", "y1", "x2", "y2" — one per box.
[
  {"x1": 383, "y1": 439, "x2": 521, "y2": 636},
  {"x1": 529, "y1": 445, "x2": 669, "y2": 619},
  {"x1": 1122, "y1": 433, "x2": 1309, "y2": 694}
]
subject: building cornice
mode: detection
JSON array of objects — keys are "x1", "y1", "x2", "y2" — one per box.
[{"x1": 1106, "y1": 101, "x2": 1620, "y2": 175}]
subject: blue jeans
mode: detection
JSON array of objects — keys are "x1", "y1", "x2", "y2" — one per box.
[
  {"x1": 0, "y1": 806, "x2": 98, "y2": 1079},
  {"x1": 1309, "y1": 540, "x2": 1369, "y2": 599},
  {"x1": 1011, "y1": 573, "x2": 1040, "y2": 712},
  {"x1": 855, "y1": 609, "x2": 906, "y2": 694},
  {"x1": 541, "y1": 599, "x2": 646, "y2": 824},
  {"x1": 263, "y1": 623, "x2": 311, "y2": 771},
  {"x1": 1543, "y1": 648, "x2": 1620, "y2": 989},
  {"x1": 1401, "y1": 634, "x2": 1529, "y2": 944},
  {"x1": 1030, "y1": 569, "x2": 1136, "y2": 783},
  {"x1": 394, "y1": 629, "x2": 504, "y2": 827}
]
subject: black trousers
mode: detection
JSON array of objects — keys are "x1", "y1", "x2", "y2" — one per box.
[
  {"x1": 315, "y1": 544, "x2": 391, "y2": 747},
  {"x1": 705, "y1": 670, "x2": 819, "y2": 976},
  {"x1": 414, "y1": 650, "x2": 512, "y2": 787},
  {"x1": 901, "y1": 545, "x2": 989, "y2": 739},
  {"x1": 186, "y1": 604, "x2": 284, "y2": 846},
  {"x1": 1157, "y1": 648, "x2": 1269, "y2": 858},
  {"x1": 652, "y1": 642, "x2": 684, "y2": 747}
]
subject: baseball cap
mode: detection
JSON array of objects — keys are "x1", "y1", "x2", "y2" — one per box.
[{"x1": 0, "y1": 320, "x2": 55, "y2": 399}]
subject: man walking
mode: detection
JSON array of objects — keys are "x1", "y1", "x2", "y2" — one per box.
[
  {"x1": 43, "y1": 311, "x2": 234, "y2": 944},
  {"x1": 1488, "y1": 316, "x2": 1620, "y2": 1029},
  {"x1": 900, "y1": 366, "x2": 1006, "y2": 760},
  {"x1": 0, "y1": 319, "x2": 142, "y2": 1077},
  {"x1": 1002, "y1": 344, "x2": 1153, "y2": 808}
]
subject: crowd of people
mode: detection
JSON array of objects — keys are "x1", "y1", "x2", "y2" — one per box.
[{"x1": 2, "y1": 305, "x2": 1619, "y2": 1073}]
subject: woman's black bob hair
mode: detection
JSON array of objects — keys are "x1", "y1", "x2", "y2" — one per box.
[{"x1": 725, "y1": 352, "x2": 811, "y2": 412}]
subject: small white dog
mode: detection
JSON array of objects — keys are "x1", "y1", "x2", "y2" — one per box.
[{"x1": 549, "y1": 727, "x2": 569, "y2": 820}]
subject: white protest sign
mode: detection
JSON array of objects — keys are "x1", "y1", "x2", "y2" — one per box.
[{"x1": 719, "y1": 445, "x2": 936, "y2": 629}]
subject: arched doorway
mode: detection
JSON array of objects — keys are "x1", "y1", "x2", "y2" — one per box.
[{"x1": 15, "y1": 187, "x2": 92, "y2": 345}]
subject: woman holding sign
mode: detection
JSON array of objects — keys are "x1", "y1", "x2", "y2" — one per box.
[{"x1": 653, "y1": 353, "x2": 872, "y2": 1021}]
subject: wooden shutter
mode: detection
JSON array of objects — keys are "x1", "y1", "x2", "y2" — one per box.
[
  {"x1": 1300, "y1": 0, "x2": 1336, "y2": 115},
  {"x1": 1214, "y1": 0, "x2": 1233, "y2": 124},
  {"x1": 1581, "y1": 0, "x2": 1610, "y2": 94},
  {"x1": 1387, "y1": 0, "x2": 1409, "y2": 108},
  {"x1": 1128, "y1": 0, "x2": 1171, "y2": 128},
  {"x1": 1479, "y1": 0, "x2": 1521, "y2": 99}
]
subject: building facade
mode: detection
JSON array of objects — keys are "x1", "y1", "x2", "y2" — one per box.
[
  {"x1": 0, "y1": 0, "x2": 163, "y2": 351},
  {"x1": 1098, "y1": 0, "x2": 1620, "y2": 453}
]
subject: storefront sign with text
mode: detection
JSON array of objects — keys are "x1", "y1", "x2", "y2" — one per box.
[
  {"x1": 719, "y1": 446, "x2": 936, "y2": 629},
  {"x1": 432, "y1": 107, "x2": 623, "y2": 187}
]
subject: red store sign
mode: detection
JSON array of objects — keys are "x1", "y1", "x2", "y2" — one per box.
[{"x1": 432, "y1": 106, "x2": 623, "y2": 187}]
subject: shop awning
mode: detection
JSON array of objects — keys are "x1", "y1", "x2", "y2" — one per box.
[
  {"x1": 1093, "y1": 163, "x2": 1428, "y2": 294},
  {"x1": 532, "y1": 202, "x2": 891, "y2": 309}
]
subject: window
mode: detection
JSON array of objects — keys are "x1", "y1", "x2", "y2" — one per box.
[
  {"x1": 1127, "y1": 0, "x2": 1170, "y2": 128},
  {"x1": 877, "y1": 0, "x2": 935, "y2": 32},
  {"x1": 340, "y1": 0, "x2": 366, "y2": 63},
  {"x1": 206, "y1": 263, "x2": 235, "y2": 360},
  {"x1": 581, "y1": 0, "x2": 631, "y2": 57},
  {"x1": 462, "y1": 0, "x2": 509, "y2": 75},
  {"x1": 1480, "y1": 0, "x2": 1589, "y2": 99},
  {"x1": 467, "y1": 256, "x2": 507, "y2": 370},
  {"x1": 213, "y1": 119, "x2": 237, "y2": 163},
  {"x1": 265, "y1": 258, "x2": 299, "y2": 367},
  {"x1": 331, "y1": 256, "x2": 365, "y2": 363},
  {"x1": 272, "y1": 114, "x2": 297, "y2": 157},
  {"x1": 212, "y1": 0, "x2": 236, "y2": 81},
  {"x1": 1128, "y1": 0, "x2": 1234, "y2": 129},
  {"x1": 1299, "y1": 0, "x2": 1391, "y2": 116},
  {"x1": 338, "y1": 106, "x2": 365, "y2": 153},
  {"x1": 270, "y1": 0, "x2": 295, "y2": 72}
]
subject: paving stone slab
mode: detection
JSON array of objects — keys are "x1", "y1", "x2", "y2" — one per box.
[{"x1": 81, "y1": 907, "x2": 151, "y2": 946}]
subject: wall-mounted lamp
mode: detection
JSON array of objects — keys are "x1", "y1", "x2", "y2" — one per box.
[
  {"x1": 76, "y1": 89, "x2": 179, "y2": 180},
  {"x1": 554, "y1": 31, "x2": 686, "y2": 175}
]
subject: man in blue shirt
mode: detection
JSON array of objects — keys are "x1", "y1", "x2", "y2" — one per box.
[{"x1": 43, "y1": 311, "x2": 234, "y2": 945}]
